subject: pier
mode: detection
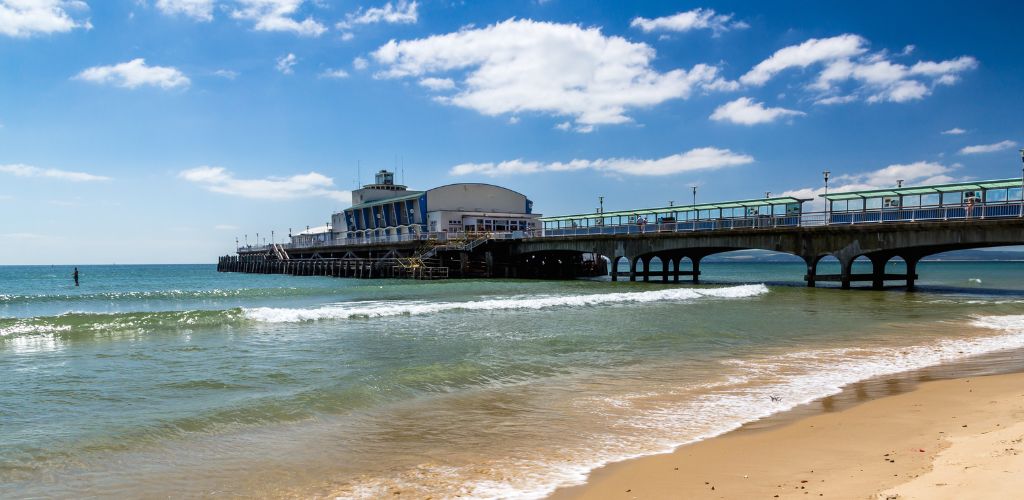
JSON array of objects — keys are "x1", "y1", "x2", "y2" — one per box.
[{"x1": 220, "y1": 178, "x2": 1024, "y2": 289}]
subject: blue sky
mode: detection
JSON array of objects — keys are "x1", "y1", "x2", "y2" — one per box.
[{"x1": 1, "y1": 0, "x2": 1022, "y2": 264}]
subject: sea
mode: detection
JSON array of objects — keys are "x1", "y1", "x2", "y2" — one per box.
[{"x1": 2, "y1": 260, "x2": 1024, "y2": 498}]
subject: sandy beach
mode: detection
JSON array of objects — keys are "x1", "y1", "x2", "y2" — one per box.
[{"x1": 552, "y1": 370, "x2": 1024, "y2": 499}]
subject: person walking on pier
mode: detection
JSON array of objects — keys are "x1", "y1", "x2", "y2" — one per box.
[{"x1": 73, "y1": 267, "x2": 79, "y2": 287}]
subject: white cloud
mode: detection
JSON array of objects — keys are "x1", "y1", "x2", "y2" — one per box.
[
  {"x1": 340, "y1": 31, "x2": 354, "y2": 41},
  {"x1": 0, "y1": 163, "x2": 110, "y2": 182},
  {"x1": 352, "y1": 56, "x2": 368, "y2": 70},
  {"x1": 781, "y1": 161, "x2": 957, "y2": 210},
  {"x1": 0, "y1": 0, "x2": 91, "y2": 37},
  {"x1": 338, "y1": 0, "x2": 417, "y2": 29},
  {"x1": 75, "y1": 58, "x2": 190, "y2": 89},
  {"x1": 449, "y1": 147, "x2": 753, "y2": 177},
  {"x1": 418, "y1": 77, "x2": 454, "y2": 90},
  {"x1": 709, "y1": 97, "x2": 804, "y2": 125},
  {"x1": 214, "y1": 69, "x2": 238, "y2": 79},
  {"x1": 742, "y1": 34, "x2": 977, "y2": 104},
  {"x1": 630, "y1": 8, "x2": 747, "y2": 35},
  {"x1": 276, "y1": 52, "x2": 297, "y2": 74},
  {"x1": 741, "y1": 34, "x2": 867, "y2": 86},
  {"x1": 372, "y1": 19, "x2": 736, "y2": 129},
  {"x1": 941, "y1": 127, "x2": 966, "y2": 135},
  {"x1": 959, "y1": 140, "x2": 1018, "y2": 155},
  {"x1": 179, "y1": 166, "x2": 351, "y2": 202},
  {"x1": 319, "y1": 68, "x2": 349, "y2": 79},
  {"x1": 156, "y1": 0, "x2": 214, "y2": 21},
  {"x1": 231, "y1": 0, "x2": 326, "y2": 37}
]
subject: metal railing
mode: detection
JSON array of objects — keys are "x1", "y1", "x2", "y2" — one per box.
[
  {"x1": 539, "y1": 202, "x2": 1024, "y2": 238},
  {"x1": 240, "y1": 230, "x2": 532, "y2": 253}
]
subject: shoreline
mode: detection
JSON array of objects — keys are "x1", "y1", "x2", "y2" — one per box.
[{"x1": 550, "y1": 348, "x2": 1024, "y2": 499}]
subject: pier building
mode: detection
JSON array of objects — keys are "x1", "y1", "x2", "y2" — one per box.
[{"x1": 332, "y1": 169, "x2": 539, "y2": 241}]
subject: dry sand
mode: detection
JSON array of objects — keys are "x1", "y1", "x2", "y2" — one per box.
[{"x1": 550, "y1": 371, "x2": 1024, "y2": 499}]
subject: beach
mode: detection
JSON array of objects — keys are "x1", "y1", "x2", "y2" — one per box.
[{"x1": 553, "y1": 368, "x2": 1024, "y2": 499}]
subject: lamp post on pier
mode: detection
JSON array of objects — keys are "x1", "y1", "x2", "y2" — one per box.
[
  {"x1": 691, "y1": 186, "x2": 697, "y2": 207},
  {"x1": 823, "y1": 170, "x2": 831, "y2": 224},
  {"x1": 598, "y1": 196, "x2": 604, "y2": 214}
]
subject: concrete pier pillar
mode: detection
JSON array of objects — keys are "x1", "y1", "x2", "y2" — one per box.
[
  {"x1": 905, "y1": 256, "x2": 919, "y2": 289},
  {"x1": 660, "y1": 255, "x2": 670, "y2": 283},
  {"x1": 840, "y1": 257, "x2": 853, "y2": 289},
  {"x1": 611, "y1": 256, "x2": 620, "y2": 282},
  {"x1": 691, "y1": 256, "x2": 701, "y2": 284},
  {"x1": 672, "y1": 257, "x2": 681, "y2": 283},
  {"x1": 870, "y1": 256, "x2": 888, "y2": 290},
  {"x1": 629, "y1": 257, "x2": 638, "y2": 282},
  {"x1": 641, "y1": 256, "x2": 650, "y2": 282},
  {"x1": 805, "y1": 256, "x2": 817, "y2": 288}
]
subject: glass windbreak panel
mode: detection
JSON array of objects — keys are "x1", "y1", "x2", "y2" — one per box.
[
  {"x1": 1009, "y1": 187, "x2": 1023, "y2": 201},
  {"x1": 831, "y1": 200, "x2": 847, "y2": 212},
  {"x1": 773, "y1": 204, "x2": 786, "y2": 215},
  {"x1": 942, "y1": 192, "x2": 962, "y2": 205},
  {"x1": 865, "y1": 197, "x2": 883, "y2": 209},
  {"x1": 786, "y1": 203, "x2": 801, "y2": 216},
  {"x1": 986, "y1": 189, "x2": 1007, "y2": 202},
  {"x1": 848, "y1": 199, "x2": 864, "y2": 211},
  {"x1": 963, "y1": 190, "x2": 981, "y2": 203},
  {"x1": 698, "y1": 209, "x2": 710, "y2": 219},
  {"x1": 882, "y1": 196, "x2": 900, "y2": 208},
  {"x1": 922, "y1": 193, "x2": 940, "y2": 206},
  {"x1": 901, "y1": 195, "x2": 920, "y2": 207}
]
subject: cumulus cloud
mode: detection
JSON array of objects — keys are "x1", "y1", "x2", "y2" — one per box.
[
  {"x1": 319, "y1": 68, "x2": 348, "y2": 79},
  {"x1": 0, "y1": 0, "x2": 91, "y2": 37},
  {"x1": 0, "y1": 163, "x2": 110, "y2": 182},
  {"x1": 959, "y1": 140, "x2": 1018, "y2": 155},
  {"x1": 741, "y1": 34, "x2": 867, "y2": 86},
  {"x1": 352, "y1": 56, "x2": 368, "y2": 70},
  {"x1": 630, "y1": 8, "x2": 747, "y2": 35},
  {"x1": 231, "y1": 0, "x2": 326, "y2": 37},
  {"x1": 741, "y1": 34, "x2": 977, "y2": 104},
  {"x1": 709, "y1": 97, "x2": 804, "y2": 125},
  {"x1": 449, "y1": 147, "x2": 753, "y2": 177},
  {"x1": 371, "y1": 19, "x2": 736, "y2": 130},
  {"x1": 75, "y1": 58, "x2": 190, "y2": 89},
  {"x1": 156, "y1": 0, "x2": 214, "y2": 21},
  {"x1": 179, "y1": 166, "x2": 350, "y2": 202},
  {"x1": 337, "y1": 0, "x2": 417, "y2": 30},
  {"x1": 781, "y1": 161, "x2": 958, "y2": 210},
  {"x1": 941, "y1": 127, "x2": 966, "y2": 135},
  {"x1": 276, "y1": 52, "x2": 297, "y2": 74},
  {"x1": 214, "y1": 69, "x2": 238, "y2": 79},
  {"x1": 418, "y1": 77, "x2": 454, "y2": 90}
]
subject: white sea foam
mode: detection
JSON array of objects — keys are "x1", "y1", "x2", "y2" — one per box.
[
  {"x1": 243, "y1": 284, "x2": 770, "y2": 323},
  {"x1": 341, "y1": 313, "x2": 1024, "y2": 500},
  {"x1": 0, "y1": 323, "x2": 71, "y2": 337}
]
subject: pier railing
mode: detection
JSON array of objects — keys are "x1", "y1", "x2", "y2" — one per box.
[
  {"x1": 239, "y1": 230, "x2": 529, "y2": 253},
  {"x1": 540, "y1": 203, "x2": 1023, "y2": 237}
]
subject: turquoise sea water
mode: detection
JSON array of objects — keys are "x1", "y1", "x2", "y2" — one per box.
[{"x1": 3, "y1": 262, "x2": 1024, "y2": 497}]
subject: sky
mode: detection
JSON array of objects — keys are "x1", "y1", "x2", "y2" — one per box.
[{"x1": 1, "y1": 0, "x2": 1023, "y2": 264}]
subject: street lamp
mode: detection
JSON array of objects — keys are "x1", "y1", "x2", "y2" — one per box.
[
  {"x1": 598, "y1": 196, "x2": 604, "y2": 214},
  {"x1": 691, "y1": 186, "x2": 697, "y2": 207},
  {"x1": 765, "y1": 191, "x2": 771, "y2": 198},
  {"x1": 823, "y1": 170, "x2": 831, "y2": 223},
  {"x1": 897, "y1": 179, "x2": 904, "y2": 188}
]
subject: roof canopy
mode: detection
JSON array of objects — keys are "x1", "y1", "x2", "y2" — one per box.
[
  {"x1": 822, "y1": 178, "x2": 1022, "y2": 201},
  {"x1": 539, "y1": 196, "x2": 806, "y2": 222},
  {"x1": 347, "y1": 191, "x2": 424, "y2": 211}
]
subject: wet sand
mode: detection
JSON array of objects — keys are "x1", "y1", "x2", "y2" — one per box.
[{"x1": 552, "y1": 356, "x2": 1024, "y2": 499}]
